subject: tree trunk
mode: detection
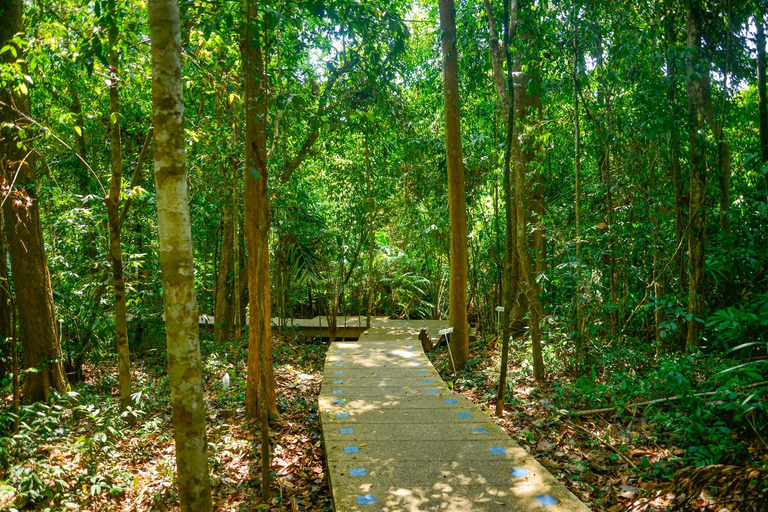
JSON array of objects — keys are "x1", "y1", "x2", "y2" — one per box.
[
  {"x1": 0, "y1": 218, "x2": 11, "y2": 382},
  {"x1": 666, "y1": 7, "x2": 686, "y2": 349},
  {"x1": 573, "y1": 19, "x2": 584, "y2": 363},
  {"x1": 758, "y1": 14, "x2": 768, "y2": 200},
  {"x1": 495, "y1": 0, "x2": 515, "y2": 416},
  {"x1": 214, "y1": 203, "x2": 234, "y2": 343},
  {"x1": 148, "y1": 0, "x2": 213, "y2": 508},
  {"x1": 106, "y1": 5, "x2": 132, "y2": 411},
  {"x1": 365, "y1": 127, "x2": 374, "y2": 329},
  {"x1": 439, "y1": 0, "x2": 469, "y2": 370},
  {"x1": 0, "y1": 0, "x2": 68, "y2": 402},
  {"x1": 242, "y1": 1, "x2": 278, "y2": 420},
  {"x1": 510, "y1": 0, "x2": 545, "y2": 382},
  {"x1": 685, "y1": 0, "x2": 707, "y2": 349}
]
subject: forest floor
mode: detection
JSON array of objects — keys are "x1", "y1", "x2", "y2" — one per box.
[{"x1": 0, "y1": 331, "x2": 765, "y2": 511}]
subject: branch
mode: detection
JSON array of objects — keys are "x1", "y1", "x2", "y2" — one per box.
[
  {"x1": 574, "y1": 381, "x2": 768, "y2": 417},
  {"x1": 278, "y1": 56, "x2": 359, "y2": 184}
]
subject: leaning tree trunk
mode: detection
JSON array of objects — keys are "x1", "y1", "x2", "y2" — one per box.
[
  {"x1": 242, "y1": 1, "x2": 278, "y2": 419},
  {"x1": 148, "y1": 0, "x2": 213, "y2": 508},
  {"x1": 439, "y1": 0, "x2": 469, "y2": 370},
  {"x1": 106, "y1": 4, "x2": 132, "y2": 411},
  {"x1": 685, "y1": 0, "x2": 707, "y2": 349},
  {"x1": 0, "y1": 0, "x2": 68, "y2": 402}
]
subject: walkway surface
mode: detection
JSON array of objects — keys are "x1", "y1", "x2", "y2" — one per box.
[{"x1": 319, "y1": 320, "x2": 590, "y2": 511}]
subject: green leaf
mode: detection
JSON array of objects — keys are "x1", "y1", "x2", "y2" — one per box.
[
  {"x1": 251, "y1": 168, "x2": 260, "y2": 180},
  {"x1": 74, "y1": 126, "x2": 83, "y2": 137}
]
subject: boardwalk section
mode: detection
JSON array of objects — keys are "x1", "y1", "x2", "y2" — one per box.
[{"x1": 319, "y1": 322, "x2": 590, "y2": 511}]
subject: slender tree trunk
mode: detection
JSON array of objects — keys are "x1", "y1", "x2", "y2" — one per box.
[
  {"x1": 685, "y1": 0, "x2": 707, "y2": 349},
  {"x1": 0, "y1": 219, "x2": 11, "y2": 382},
  {"x1": 510, "y1": 0, "x2": 545, "y2": 382},
  {"x1": 0, "y1": 0, "x2": 67, "y2": 402},
  {"x1": 758, "y1": 14, "x2": 768, "y2": 201},
  {"x1": 573, "y1": 21, "x2": 585, "y2": 365},
  {"x1": 666, "y1": 8, "x2": 686, "y2": 349},
  {"x1": 365, "y1": 127, "x2": 374, "y2": 329},
  {"x1": 650, "y1": 150, "x2": 665, "y2": 355},
  {"x1": 495, "y1": 0, "x2": 514, "y2": 415},
  {"x1": 439, "y1": 0, "x2": 469, "y2": 370},
  {"x1": 233, "y1": 160, "x2": 241, "y2": 342},
  {"x1": 242, "y1": 0, "x2": 278, "y2": 420},
  {"x1": 106, "y1": 5, "x2": 132, "y2": 411},
  {"x1": 148, "y1": 0, "x2": 213, "y2": 508},
  {"x1": 214, "y1": 204, "x2": 234, "y2": 343}
]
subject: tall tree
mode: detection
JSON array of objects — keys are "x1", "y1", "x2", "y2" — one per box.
[
  {"x1": 242, "y1": 0, "x2": 278, "y2": 420},
  {"x1": 685, "y1": 0, "x2": 707, "y2": 348},
  {"x1": 756, "y1": 11, "x2": 768, "y2": 198},
  {"x1": 510, "y1": 0, "x2": 545, "y2": 382},
  {"x1": 105, "y1": 0, "x2": 132, "y2": 410},
  {"x1": 0, "y1": 0, "x2": 68, "y2": 402},
  {"x1": 439, "y1": 0, "x2": 469, "y2": 370},
  {"x1": 147, "y1": 0, "x2": 213, "y2": 508}
]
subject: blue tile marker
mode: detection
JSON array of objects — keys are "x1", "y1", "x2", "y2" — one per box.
[
  {"x1": 510, "y1": 468, "x2": 531, "y2": 478},
  {"x1": 349, "y1": 467, "x2": 367, "y2": 477},
  {"x1": 471, "y1": 428, "x2": 488, "y2": 434},
  {"x1": 489, "y1": 446, "x2": 507, "y2": 455},
  {"x1": 333, "y1": 390, "x2": 343, "y2": 395},
  {"x1": 457, "y1": 412, "x2": 471, "y2": 419},
  {"x1": 333, "y1": 399, "x2": 346, "y2": 405},
  {"x1": 412, "y1": 362, "x2": 423, "y2": 367},
  {"x1": 339, "y1": 428, "x2": 354, "y2": 434},
  {"x1": 405, "y1": 343, "x2": 413, "y2": 346},
  {"x1": 423, "y1": 379, "x2": 433, "y2": 384},
  {"x1": 535, "y1": 495, "x2": 559, "y2": 507},
  {"x1": 337, "y1": 350, "x2": 345, "y2": 353},
  {"x1": 336, "y1": 412, "x2": 350, "y2": 419},
  {"x1": 356, "y1": 494, "x2": 376, "y2": 505},
  {"x1": 334, "y1": 363, "x2": 343, "y2": 367},
  {"x1": 418, "y1": 370, "x2": 428, "y2": 375},
  {"x1": 343, "y1": 446, "x2": 359, "y2": 454},
  {"x1": 428, "y1": 390, "x2": 439, "y2": 395},
  {"x1": 334, "y1": 371, "x2": 343, "y2": 375},
  {"x1": 333, "y1": 380, "x2": 343, "y2": 384},
  {"x1": 445, "y1": 399, "x2": 458, "y2": 404}
]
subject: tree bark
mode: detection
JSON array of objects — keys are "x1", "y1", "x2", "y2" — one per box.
[
  {"x1": 666, "y1": 7, "x2": 686, "y2": 349},
  {"x1": 365, "y1": 127, "x2": 374, "y2": 329},
  {"x1": 106, "y1": 3, "x2": 132, "y2": 411},
  {"x1": 242, "y1": 0, "x2": 278, "y2": 419},
  {"x1": 0, "y1": 218, "x2": 11, "y2": 383},
  {"x1": 510, "y1": 0, "x2": 545, "y2": 382},
  {"x1": 148, "y1": 0, "x2": 213, "y2": 508},
  {"x1": 758, "y1": 13, "x2": 768, "y2": 195},
  {"x1": 0, "y1": 0, "x2": 68, "y2": 402},
  {"x1": 685, "y1": 0, "x2": 707, "y2": 349},
  {"x1": 439, "y1": 0, "x2": 469, "y2": 370},
  {"x1": 214, "y1": 203, "x2": 234, "y2": 343}
]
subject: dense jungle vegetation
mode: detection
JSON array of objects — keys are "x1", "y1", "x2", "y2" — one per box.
[{"x1": 0, "y1": 0, "x2": 767, "y2": 510}]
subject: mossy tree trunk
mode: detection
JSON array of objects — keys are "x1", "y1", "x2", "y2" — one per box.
[
  {"x1": 685, "y1": 0, "x2": 707, "y2": 349},
  {"x1": 106, "y1": 1, "x2": 132, "y2": 411},
  {"x1": 148, "y1": 0, "x2": 213, "y2": 508}
]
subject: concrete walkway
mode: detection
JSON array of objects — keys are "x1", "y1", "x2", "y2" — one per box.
[{"x1": 319, "y1": 322, "x2": 590, "y2": 511}]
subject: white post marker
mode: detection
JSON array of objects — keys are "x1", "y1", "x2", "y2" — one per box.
[
  {"x1": 495, "y1": 306, "x2": 505, "y2": 335},
  {"x1": 438, "y1": 327, "x2": 456, "y2": 373}
]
